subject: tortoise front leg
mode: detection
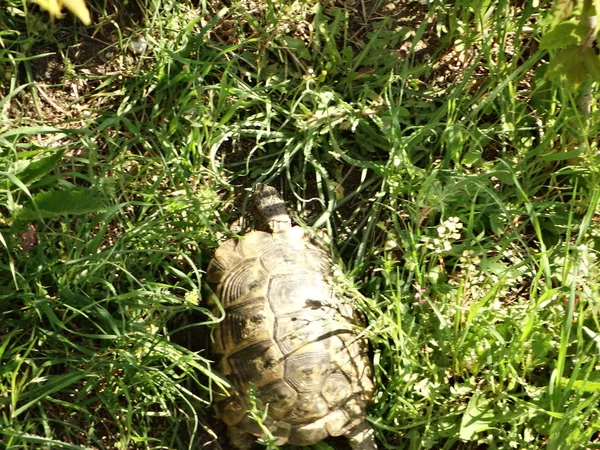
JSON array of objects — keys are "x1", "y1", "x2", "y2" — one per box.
[
  {"x1": 227, "y1": 426, "x2": 256, "y2": 450},
  {"x1": 347, "y1": 421, "x2": 378, "y2": 450}
]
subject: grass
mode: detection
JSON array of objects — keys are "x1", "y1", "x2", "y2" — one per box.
[{"x1": 1, "y1": 0, "x2": 600, "y2": 448}]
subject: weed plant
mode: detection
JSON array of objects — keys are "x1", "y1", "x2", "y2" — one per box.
[{"x1": 1, "y1": 0, "x2": 599, "y2": 449}]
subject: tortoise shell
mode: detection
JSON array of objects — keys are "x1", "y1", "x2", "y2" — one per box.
[{"x1": 207, "y1": 185, "x2": 376, "y2": 449}]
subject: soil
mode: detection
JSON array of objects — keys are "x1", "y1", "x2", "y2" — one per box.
[{"x1": 5, "y1": 0, "x2": 442, "y2": 126}]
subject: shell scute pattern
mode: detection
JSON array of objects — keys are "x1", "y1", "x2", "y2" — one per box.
[
  {"x1": 211, "y1": 257, "x2": 268, "y2": 308},
  {"x1": 322, "y1": 372, "x2": 352, "y2": 405},
  {"x1": 258, "y1": 380, "x2": 298, "y2": 418},
  {"x1": 209, "y1": 185, "x2": 377, "y2": 449},
  {"x1": 265, "y1": 271, "x2": 329, "y2": 313},
  {"x1": 219, "y1": 394, "x2": 249, "y2": 426},
  {"x1": 288, "y1": 392, "x2": 330, "y2": 422},
  {"x1": 257, "y1": 235, "x2": 305, "y2": 272},
  {"x1": 274, "y1": 310, "x2": 332, "y2": 355},
  {"x1": 223, "y1": 339, "x2": 284, "y2": 387},
  {"x1": 214, "y1": 298, "x2": 272, "y2": 354},
  {"x1": 283, "y1": 347, "x2": 331, "y2": 393}
]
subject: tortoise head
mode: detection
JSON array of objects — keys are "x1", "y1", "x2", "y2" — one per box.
[{"x1": 250, "y1": 184, "x2": 292, "y2": 233}]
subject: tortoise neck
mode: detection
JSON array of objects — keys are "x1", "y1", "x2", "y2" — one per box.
[{"x1": 267, "y1": 216, "x2": 292, "y2": 233}]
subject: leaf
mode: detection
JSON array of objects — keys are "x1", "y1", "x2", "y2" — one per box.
[
  {"x1": 0, "y1": 126, "x2": 64, "y2": 139},
  {"x1": 459, "y1": 393, "x2": 495, "y2": 440},
  {"x1": 565, "y1": 61, "x2": 590, "y2": 88},
  {"x1": 396, "y1": 107, "x2": 410, "y2": 117},
  {"x1": 494, "y1": 169, "x2": 515, "y2": 185},
  {"x1": 283, "y1": 36, "x2": 311, "y2": 60},
  {"x1": 539, "y1": 22, "x2": 579, "y2": 50},
  {"x1": 31, "y1": 0, "x2": 91, "y2": 24},
  {"x1": 13, "y1": 150, "x2": 64, "y2": 186},
  {"x1": 12, "y1": 371, "x2": 87, "y2": 418},
  {"x1": 552, "y1": 0, "x2": 576, "y2": 27},
  {"x1": 31, "y1": 0, "x2": 64, "y2": 20},
  {"x1": 560, "y1": 378, "x2": 600, "y2": 393},
  {"x1": 540, "y1": 146, "x2": 584, "y2": 161},
  {"x1": 583, "y1": 326, "x2": 600, "y2": 353},
  {"x1": 546, "y1": 45, "x2": 589, "y2": 87},
  {"x1": 582, "y1": 47, "x2": 600, "y2": 82},
  {"x1": 581, "y1": 0, "x2": 594, "y2": 17},
  {"x1": 62, "y1": 0, "x2": 91, "y2": 25},
  {"x1": 16, "y1": 187, "x2": 107, "y2": 220},
  {"x1": 489, "y1": 213, "x2": 505, "y2": 237},
  {"x1": 546, "y1": 45, "x2": 578, "y2": 77}
]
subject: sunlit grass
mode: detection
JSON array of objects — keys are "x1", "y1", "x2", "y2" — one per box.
[{"x1": 1, "y1": 0, "x2": 600, "y2": 449}]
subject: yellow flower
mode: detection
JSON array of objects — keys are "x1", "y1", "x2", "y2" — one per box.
[{"x1": 32, "y1": 0, "x2": 91, "y2": 25}]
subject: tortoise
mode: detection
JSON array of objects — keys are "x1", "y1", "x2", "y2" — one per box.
[{"x1": 207, "y1": 184, "x2": 377, "y2": 450}]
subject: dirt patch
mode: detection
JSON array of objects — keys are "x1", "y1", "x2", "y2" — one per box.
[
  {"x1": 5, "y1": 0, "x2": 441, "y2": 136},
  {"x1": 5, "y1": 2, "x2": 149, "y2": 130},
  {"x1": 346, "y1": 0, "x2": 439, "y2": 61}
]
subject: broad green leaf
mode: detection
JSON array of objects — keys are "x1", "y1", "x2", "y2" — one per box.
[
  {"x1": 461, "y1": 149, "x2": 481, "y2": 166},
  {"x1": 565, "y1": 61, "x2": 590, "y2": 88},
  {"x1": 582, "y1": 47, "x2": 600, "y2": 82},
  {"x1": 489, "y1": 213, "x2": 504, "y2": 236},
  {"x1": 16, "y1": 187, "x2": 107, "y2": 220},
  {"x1": 540, "y1": 146, "x2": 584, "y2": 161},
  {"x1": 459, "y1": 393, "x2": 495, "y2": 440},
  {"x1": 396, "y1": 107, "x2": 410, "y2": 117},
  {"x1": 546, "y1": 45, "x2": 579, "y2": 77},
  {"x1": 583, "y1": 325, "x2": 600, "y2": 352},
  {"x1": 12, "y1": 150, "x2": 64, "y2": 186},
  {"x1": 560, "y1": 378, "x2": 600, "y2": 393},
  {"x1": 552, "y1": 0, "x2": 576, "y2": 27},
  {"x1": 0, "y1": 126, "x2": 63, "y2": 139},
  {"x1": 283, "y1": 36, "x2": 311, "y2": 60},
  {"x1": 12, "y1": 371, "x2": 87, "y2": 418},
  {"x1": 582, "y1": 0, "x2": 594, "y2": 16},
  {"x1": 494, "y1": 169, "x2": 515, "y2": 185},
  {"x1": 540, "y1": 22, "x2": 579, "y2": 49},
  {"x1": 547, "y1": 45, "x2": 589, "y2": 87},
  {"x1": 0, "y1": 434, "x2": 86, "y2": 450}
]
